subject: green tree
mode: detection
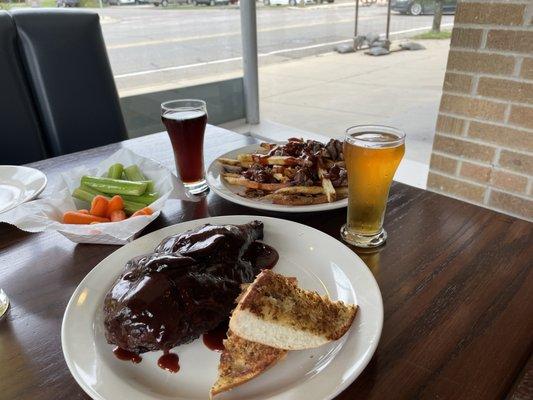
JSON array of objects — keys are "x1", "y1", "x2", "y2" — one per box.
[{"x1": 432, "y1": 0, "x2": 443, "y2": 32}]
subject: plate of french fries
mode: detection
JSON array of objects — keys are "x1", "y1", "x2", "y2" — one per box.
[{"x1": 207, "y1": 138, "x2": 349, "y2": 212}]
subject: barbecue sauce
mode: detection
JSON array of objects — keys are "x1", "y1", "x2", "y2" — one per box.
[
  {"x1": 243, "y1": 242, "x2": 279, "y2": 270},
  {"x1": 113, "y1": 347, "x2": 142, "y2": 364},
  {"x1": 203, "y1": 319, "x2": 229, "y2": 351},
  {"x1": 157, "y1": 351, "x2": 180, "y2": 373}
]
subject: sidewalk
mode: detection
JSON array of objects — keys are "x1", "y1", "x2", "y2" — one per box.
[{"x1": 257, "y1": 39, "x2": 450, "y2": 168}]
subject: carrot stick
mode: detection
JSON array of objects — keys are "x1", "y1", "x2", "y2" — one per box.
[
  {"x1": 131, "y1": 207, "x2": 153, "y2": 217},
  {"x1": 78, "y1": 209, "x2": 89, "y2": 214},
  {"x1": 109, "y1": 210, "x2": 126, "y2": 222},
  {"x1": 107, "y1": 195, "x2": 124, "y2": 216},
  {"x1": 141, "y1": 206, "x2": 153, "y2": 215},
  {"x1": 131, "y1": 209, "x2": 147, "y2": 217},
  {"x1": 63, "y1": 211, "x2": 110, "y2": 224},
  {"x1": 90, "y1": 195, "x2": 109, "y2": 217}
]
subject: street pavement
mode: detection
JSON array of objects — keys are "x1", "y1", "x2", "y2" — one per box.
[
  {"x1": 256, "y1": 38, "x2": 451, "y2": 166},
  {"x1": 90, "y1": 2, "x2": 453, "y2": 95}
]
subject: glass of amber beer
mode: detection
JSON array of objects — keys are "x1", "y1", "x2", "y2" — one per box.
[
  {"x1": 161, "y1": 99, "x2": 208, "y2": 194},
  {"x1": 341, "y1": 125, "x2": 405, "y2": 248}
]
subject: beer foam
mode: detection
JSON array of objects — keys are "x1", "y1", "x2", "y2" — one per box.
[{"x1": 164, "y1": 110, "x2": 206, "y2": 121}]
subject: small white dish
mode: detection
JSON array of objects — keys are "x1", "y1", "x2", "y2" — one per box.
[
  {"x1": 207, "y1": 145, "x2": 348, "y2": 213},
  {"x1": 0, "y1": 165, "x2": 47, "y2": 214},
  {"x1": 62, "y1": 215, "x2": 383, "y2": 400}
]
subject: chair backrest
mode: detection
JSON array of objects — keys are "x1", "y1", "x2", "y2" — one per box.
[
  {"x1": 0, "y1": 11, "x2": 47, "y2": 165},
  {"x1": 11, "y1": 9, "x2": 127, "y2": 157}
]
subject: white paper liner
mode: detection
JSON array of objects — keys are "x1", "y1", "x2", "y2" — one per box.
[{"x1": 0, "y1": 148, "x2": 197, "y2": 245}]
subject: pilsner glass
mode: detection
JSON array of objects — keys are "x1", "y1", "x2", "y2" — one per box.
[
  {"x1": 161, "y1": 99, "x2": 208, "y2": 194},
  {"x1": 341, "y1": 125, "x2": 405, "y2": 248}
]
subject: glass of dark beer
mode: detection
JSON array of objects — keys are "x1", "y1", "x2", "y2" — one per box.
[{"x1": 161, "y1": 99, "x2": 208, "y2": 194}]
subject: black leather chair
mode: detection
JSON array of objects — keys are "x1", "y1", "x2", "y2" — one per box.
[
  {"x1": 11, "y1": 9, "x2": 127, "y2": 157},
  {"x1": 0, "y1": 11, "x2": 47, "y2": 165}
]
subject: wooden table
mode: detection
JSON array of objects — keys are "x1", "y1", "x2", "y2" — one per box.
[{"x1": 0, "y1": 126, "x2": 531, "y2": 400}]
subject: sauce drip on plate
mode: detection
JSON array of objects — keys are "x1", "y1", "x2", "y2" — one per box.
[
  {"x1": 113, "y1": 347, "x2": 142, "y2": 364},
  {"x1": 157, "y1": 351, "x2": 180, "y2": 373}
]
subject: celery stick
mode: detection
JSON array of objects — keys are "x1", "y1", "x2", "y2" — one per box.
[
  {"x1": 72, "y1": 187, "x2": 96, "y2": 203},
  {"x1": 143, "y1": 180, "x2": 155, "y2": 193},
  {"x1": 80, "y1": 183, "x2": 157, "y2": 205},
  {"x1": 123, "y1": 200, "x2": 145, "y2": 215},
  {"x1": 107, "y1": 163, "x2": 124, "y2": 180},
  {"x1": 123, "y1": 165, "x2": 146, "y2": 181},
  {"x1": 123, "y1": 165, "x2": 154, "y2": 193},
  {"x1": 73, "y1": 187, "x2": 111, "y2": 202},
  {"x1": 122, "y1": 192, "x2": 159, "y2": 205},
  {"x1": 81, "y1": 176, "x2": 147, "y2": 196},
  {"x1": 79, "y1": 184, "x2": 110, "y2": 198},
  {"x1": 80, "y1": 184, "x2": 103, "y2": 196}
]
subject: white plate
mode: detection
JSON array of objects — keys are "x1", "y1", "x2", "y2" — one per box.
[
  {"x1": 207, "y1": 145, "x2": 348, "y2": 213},
  {"x1": 62, "y1": 215, "x2": 383, "y2": 400},
  {"x1": 0, "y1": 165, "x2": 47, "y2": 214}
]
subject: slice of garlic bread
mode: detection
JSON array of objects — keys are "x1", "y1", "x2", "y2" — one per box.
[
  {"x1": 210, "y1": 331, "x2": 287, "y2": 398},
  {"x1": 229, "y1": 270, "x2": 357, "y2": 350}
]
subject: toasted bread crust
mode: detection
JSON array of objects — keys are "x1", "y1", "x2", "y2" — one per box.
[
  {"x1": 238, "y1": 270, "x2": 357, "y2": 341},
  {"x1": 210, "y1": 331, "x2": 287, "y2": 398}
]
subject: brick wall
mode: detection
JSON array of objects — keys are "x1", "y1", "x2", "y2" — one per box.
[{"x1": 427, "y1": 0, "x2": 533, "y2": 221}]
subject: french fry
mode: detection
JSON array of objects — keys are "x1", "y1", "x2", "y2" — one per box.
[
  {"x1": 271, "y1": 185, "x2": 348, "y2": 198},
  {"x1": 217, "y1": 158, "x2": 241, "y2": 166},
  {"x1": 237, "y1": 154, "x2": 253, "y2": 163},
  {"x1": 254, "y1": 155, "x2": 299, "y2": 166},
  {"x1": 222, "y1": 172, "x2": 242, "y2": 178},
  {"x1": 223, "y1": 175, "x2": 290, "y2": 191},
  {"x1": 335, "y1": 186, "x2": 349, "y2": 198},
  {"x1": 317, "y1": 166, "x2": 336, "y2": 203},
  {"x1": 223, "y1": 165, "x2": 243, "y2": 175},
  {"x1": 274, "y1": 186, "x2": 324, "y2": 195},
  {"x1": 238, "y1": 189, "x2": 276, "y2": 200},
  {"x1": 235, "y1": 154, "x2": 253, "y2": 168},
  {"x1": 272, "y1": 194, "x2": 328, "y2": 206},
  {"x1": 260, "y1": 142, "x2": 275, "y2": 151},
  {"x1": 238, "y1": 153, "x2": 300, "y2": 167},
  {"x1": 272, "y1": 173, "x2": 290, "y2": 183},
  {"x1": 283, "y1": 167, "x2": 296, "y2": 179}
]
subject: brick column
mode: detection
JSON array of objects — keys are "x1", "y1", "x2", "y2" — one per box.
[{"x1": 427, "y1": 0, "x2": 533, "y2": 221}]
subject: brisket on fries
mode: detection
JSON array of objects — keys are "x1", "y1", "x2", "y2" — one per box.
[{"x1": 218, "y1": 138, "x2": 348, "y2": 206}]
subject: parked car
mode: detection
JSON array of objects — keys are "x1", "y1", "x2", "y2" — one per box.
[
  {"x1": 264, "y1": 0, "x2": 325, "y2": 5},
  {"x1": 391, "y1": 0, "x2": 456, "y2": 15},
  {"x1": 151, "y1": 0, "x2": 189, "y2": 6},
  {"x1": 56, "y1": 0, "x2": 79, "y2": 6},
  {"x1": 192, "y1": 0, "x2": 230, "y2": 5},
  {"x1": 108, "y1": 0, "x2": 136, "y2": 4}
]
